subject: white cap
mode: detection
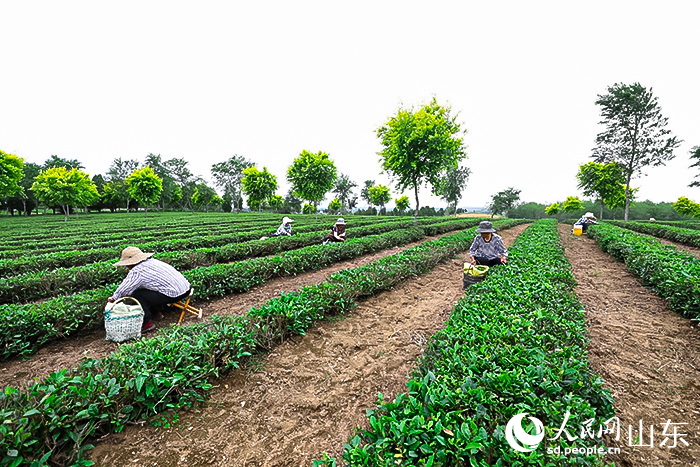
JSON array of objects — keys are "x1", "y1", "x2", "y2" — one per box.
[{"x1": 283, "y1": 216, "x2": 293, "y2": 224}]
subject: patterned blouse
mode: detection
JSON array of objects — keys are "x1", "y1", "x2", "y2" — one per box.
[{"x1": 468, "y1": 234, "x2": 508, "y2": 260}]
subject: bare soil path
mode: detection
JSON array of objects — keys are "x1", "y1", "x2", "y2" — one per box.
[
  {"x1": 558, "y1": 224, "x2": 700, "y2": 466},
  {"x1": 0, "y1": 232, "x2": 470, "y2": 389},
  {"x1": 87, "y1": 224, "x2": 529, "y2": 466}
]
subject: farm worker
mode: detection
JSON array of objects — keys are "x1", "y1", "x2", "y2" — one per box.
[
  {"x1": 271, "y1": 217, "x2": 294, "y2": 237},
  {"x1": 108, "y1": 247, "x2": 191, "y2": 333},
  {"x1": 323, "y1": 218, "x2": 347, "y2": 244},
  {"x1": 575, "y1": 212, "x2": 599, "y2": 233},
  {"x1": 468, "y1": 220, "x2": 508, "y2": 266}
]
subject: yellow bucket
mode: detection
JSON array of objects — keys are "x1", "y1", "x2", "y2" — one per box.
[{"x1": 573, "y1": 224, "x2": 583, "y2": 236}]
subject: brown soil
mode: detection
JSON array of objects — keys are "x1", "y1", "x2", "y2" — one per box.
[
  {"x1": 558, "y1": 224, "x2": 700, "y2": 466},
  {"x1": 86, "y1": 224, "x2": 529, "y2": 466},
  {"x1": 0, "y1": 232, "x2": 469, "y2": 389}
]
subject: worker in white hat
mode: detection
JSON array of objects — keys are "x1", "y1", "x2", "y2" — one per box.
[
  {"x1": 575, "y1": 212, "x2": 599, "y2": 233},
  {"x1": 270, "y1": 216, "x2": 294, "y2": 237}
]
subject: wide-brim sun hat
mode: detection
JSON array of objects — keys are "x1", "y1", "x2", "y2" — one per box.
[
  {"x1": 585, "y1": 212, "x2": 595, "y2": 218},
  {"x1": 114, "y1": 246, "x2": 154, "y2": 266},
  {"x1": 336, "y1": 218, "x2": 346, "y2": 225},
  {"x1": 475, "y1": 220, "x2": 496, "y2": 233},
  {"x1": 283, "y1": 216, "x2": 293, "y2": 224}
]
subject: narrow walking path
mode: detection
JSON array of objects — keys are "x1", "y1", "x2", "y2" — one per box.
[
  {"x1": 559, "y1": 224, "x2": 700, "y2": 466},
  {"x1": 87, "y1": 224, "x2": 530, "y2": 466},
  {"x1": 0, "y1": 231, "x2": 466, "y2": 389}
]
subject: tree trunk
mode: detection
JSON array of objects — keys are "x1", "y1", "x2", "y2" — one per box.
[
  {"x1": 63, "y1": 205, "x2": 69, "y2": 221},
  {"x1": 624, "y1": 173, "x2": 632, "y2": 221},
  {"x1": 600, "y1": 199, "x2": 604, "y2": 220},
  {"x1": 413, "y1": 184, "x2": 419, "y2": 226}
]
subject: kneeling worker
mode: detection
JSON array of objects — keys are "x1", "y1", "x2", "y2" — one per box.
[
  {"x1": 108, "y1": 247, "x2": 191, "y2": 333},
  {"x1": 575, "y1": 212, "x2": 598, "y2": 233},
  {"x1": 469, "y1": 221, "x2": 508, "y2": 266},
  {"x1": 323, "y1": 218, "x2": 346, "y2": 244}
]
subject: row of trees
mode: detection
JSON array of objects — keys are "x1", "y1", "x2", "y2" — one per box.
[{"x1": 2, "y1": 98, "x2": 475, "y2": 221}]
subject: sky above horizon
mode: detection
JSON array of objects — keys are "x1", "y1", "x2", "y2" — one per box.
[{"x1": 1, "y1": 1, "x2": 698, "y2": 210}]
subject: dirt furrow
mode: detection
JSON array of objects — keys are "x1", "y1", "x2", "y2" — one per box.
[
  {"x1": 558, "y1": 224, "x2": 700, "y2": 466},
  {"x1": 87, "y1": 224, "x2": 529, "y2": 466}
]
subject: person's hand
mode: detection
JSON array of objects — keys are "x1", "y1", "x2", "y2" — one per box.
[
  {"x1": 501, "y1": 256, "x2": 507, "y2": 264},
  {"x1": 107, "y1": 296, "x2": 115, "y2": 303},
  {"x1": 470, "y1": 257, "x2": 477, "y2": 265}
]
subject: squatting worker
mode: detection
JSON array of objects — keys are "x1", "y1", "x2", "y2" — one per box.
[
  {"x1": 271, "y1": 216, "x2": 294, "y2": 237},
  {"x1": 108, "y1": 247, "x2": 191, "y2": 333},
  {"x1": 575, "y1": 212, "x2": 599, "y2": 233},
  {"x1": 323, "y1": 218, "x2": 346, "y2": 244},
  {"x1": 468, "y1": 220, "x2": 508, "y2": 266}
]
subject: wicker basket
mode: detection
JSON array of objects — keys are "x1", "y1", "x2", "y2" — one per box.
[
  {"x1": 463, "y1": 263, "x2": 489, "y2": 289},
  {"x1": 104, "y1": 297, "x2": 144, "y2": 343}
]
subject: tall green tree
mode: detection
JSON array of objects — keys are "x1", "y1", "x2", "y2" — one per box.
[
  {"x1": 688, "y1": 146, "x2": 700, "y2": 188},
  {"x1": 592, "y1": 82, "x2": 682, "y2": 220},
  {"x1": 673, "y1": 196, "x2": 700, "y2": 218},
  {"x1": 211, "y1": 154, "x2": 253, "y2": 211},
  {"x1": 107, "y1": 157, "x2": 139, "y2": 181},
  {"x1": 377, "y1": 98, "x2": 467, "y2": 225},
  {"x1": 42, "y1": 155, "x2": 84, "y2": 170},
  {"x1": 488, "y1": 187, "x2": 521, "y2": 218},
  {"x1": 368, "y1": 185, "x2": 391, "y2": 216},
  {"x1": 126, "y1": 167, "x2": 163, "y2": 217},
  {"x1": 576, "y1": 161, "x2": 627, "y2": 219},
  {"x1": 432, "y1": 165, "x2": 471, "y2": 216},
  {"x1": 360, "y1": 180, "x2": 374, "y2": 207},
  {"x1": 9, "y1": 161, "x2": 41, "y2": 215},
  {"x1": 191, "y1": 183, "x2": 220, "y2": 212},
  {"x1": 31, "y1": 167, "x2": 99, "y2": 220},
  {"x1": 545, "y1": 203, "x2": 561, "y2": 216},
  {"x1": 332, "y1": 173, "x2": 358, "y2": 214},
  {"x1": 286, "y1": 150, "x2": 337, "y2": 217},
  {"x1": 562, "y1": 196, "x2": 584, "y2": 213},
  {"x1": 394, "y1": 195, "x2": 410, "y2": 215},
  {"x1": 242, "y1": 166, "x2": 278, "y2": 212},
  {"x1": 0, "y1": 150, "x2": 25, "y2": 201}
]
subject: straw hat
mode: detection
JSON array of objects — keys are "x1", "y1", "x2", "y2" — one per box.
[
  {"x1": 336, "y1": 218, "x2": 346, "y2": 225},
  {"x1": 114, "y1": 246, "x2": 154, "y2": 266},
  {"x1": 476, "y1": 220, "x2": 496, "y2": 233}
]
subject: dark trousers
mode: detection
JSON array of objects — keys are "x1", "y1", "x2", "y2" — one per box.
[
  {"x1": 130, "y1": 288, "x2": 190, "y2": 322},
  {"x1": 473, "y1": 256, "x2": 502, "y2": 266}
]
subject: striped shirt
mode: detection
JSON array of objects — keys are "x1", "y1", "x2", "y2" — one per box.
[
  {"x1": 469, "y1": 233, "x2": 508, "y2": 260},
  {"x1": 274, "y1": 223, "x2": 292, "y2": 236},
  {"x1": 113, "y1": 258, "x2": 191, "y2": 300},
  {"x1": 576, "y1": 216, "x2": 598, "y2": 226}
]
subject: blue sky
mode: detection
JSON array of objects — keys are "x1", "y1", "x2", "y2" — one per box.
[{"x1": 1, "y1": 1, "x2": 698, "y2": 209}]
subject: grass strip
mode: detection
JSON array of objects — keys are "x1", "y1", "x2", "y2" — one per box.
[{"x1": 605, "y1": 220, "x2": 700, "y2": 248}]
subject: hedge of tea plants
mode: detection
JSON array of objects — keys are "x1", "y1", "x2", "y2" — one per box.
[
  {"x1": 605, "y1": 220, "x2": 700, "y2": 248},
  {"x1": 336, "y1": 219, "x2": 615, "y2": 466},
  {"x1": 587, "y1": 223, "x2": 700, "y2": 319},
  {"x1": 0, "y1": 218, "x2": 511, "y2": 361},
  {"x1": 0, "y1": 220, "x2": 522, "y2": 466}
]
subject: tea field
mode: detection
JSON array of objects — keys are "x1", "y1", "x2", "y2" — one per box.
[{"x1": 1, "y1": 213, "x2": 699, "y2": 466}]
